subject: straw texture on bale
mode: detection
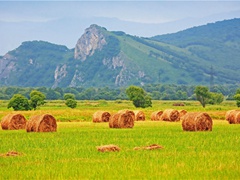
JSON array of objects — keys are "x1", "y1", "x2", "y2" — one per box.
[
  {"x1": 182, "y1": 112, "x2": 213, "y2": 131},
  {"x1": 109, "y1": 113, "x2": 121, "y2": 128},
  {"x1": 150, "y1": 111, "x2": 163, "y2": 121},
  {"x1": 179, "y1": 110, "x2": 187, "y2": 119},
  {"x1": 1, "y1": 114, "x2": 26, "y2": 130},
  {"x1": 160, "y1": 109, "x2": 180, "y2": 122},
  {"x1": 26, "y1": 114, "x2": 57, "y2": 132},
  {"x1": 133, "y1": 110, "x2": 145, "y2": 121},
  {"x1": 92, "y1": 111, "x2": 111, "y2": 123},
  {"x1": 118, "y1": 110, "x2": 135, "y2": 120},
  {"x1": 225, "y1": 110, "x2": 240, "y2": 124},
  {"x1": 109, "y1": 110, "x2": 134, "y2": 128},
  {"x1": 133, "y1": 144, "x2": 164, "y2": 150},
  {"x1": 97, "y1": 144, "x2": 120, "y2": 152}
]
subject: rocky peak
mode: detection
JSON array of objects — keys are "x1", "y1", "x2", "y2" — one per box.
[{"x1": 74, "y1": 24, "x2": 107, "y2": 61}]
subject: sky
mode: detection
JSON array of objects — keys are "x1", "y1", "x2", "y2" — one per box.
[{"x1": 0, "y1": 1, "x2": 240, "y2": 55}]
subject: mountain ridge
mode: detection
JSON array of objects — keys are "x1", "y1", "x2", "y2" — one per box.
[{"x1": 0, "y1": 18, "x2": 239, "y2": 88}]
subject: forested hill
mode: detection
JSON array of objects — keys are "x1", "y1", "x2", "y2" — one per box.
[
  {"x1": 0, "y1": 19, "x2": 239, "y2": 88},
  {"x1": 151, "y1": 18, "x2": 240, "y2": 74}
]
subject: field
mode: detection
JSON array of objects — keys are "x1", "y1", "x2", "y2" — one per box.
[{"x1": 1, "y1": 100, "x2": 240, "y2": 179}]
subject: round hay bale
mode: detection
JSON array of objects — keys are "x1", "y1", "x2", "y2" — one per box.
[
  {"x1": 173, "y1": 102, "x2": 185, "y2": 106},
  {"x1": 225, "y1": 110, "x2": 240, "y2": 124},
  {"x1": 118, "y1": 110, "x2": 135, "y2": 120},
  {"x1": 182, "y1": 112, "x2": 213, "y2": 131},
  {"x1": 179, "y1": 110, "x2": 187, "y2": 119},
  {"x1": 109, "y1": 113, "x2": 121, "y2": 128},
  {"x1": 133, "y1": 110, "x2": 145, "y2": 121},
  {"x1": 92, "y1": 111, "x2": 111, "y2": 123},
  {"x1": 150, "y1": 111, "x2": 163, "y2": 121},
  {"x1": 160, "y1": 109, "x2": 180, "y2": 122},
  {"x1": 1, "y1": 114, "x2": 27, "y2": 130},
  {"x1": 26, "y1": 114, "x2": 57, "y2": 132},
  {"x1": 118, "y1": 111, "x2": 134, "y2": 128},
  {"x1": 109, "y1": 111, "x2": 134, "y2": 128}
]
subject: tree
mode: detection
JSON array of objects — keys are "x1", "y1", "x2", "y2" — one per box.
[
  {"x1": 64, "y1": 93, "x2": 75, "y2": 100},
  {"x1": 126, "y1": 86, "x2": 152, "y2": 108},
  {"x1": 65, "y1": 99, "x2": 77, "y2": 109},
  {"x1": 194, "y1": 86, "x2": 210, "y2": 108},
  {"x1": 29, "y1": 90, "x2": 46, "y2": 110},
  {"x1": 7, "y1": 94, "x2": 31, "y2": 111},
  {"x1": 64, "y1": 93, "x2": 77, "y2": 108},
  {"x1": 208, "y1": 92, "x2": 224, "y2": 105},
  {"x1": 234, "y1": 88, "x2": 240, "y2": 107}
]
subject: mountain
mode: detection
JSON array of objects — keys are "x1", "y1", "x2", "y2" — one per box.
[{"x1": 0, "y1": 19, "x2": 239, "y2": 88}]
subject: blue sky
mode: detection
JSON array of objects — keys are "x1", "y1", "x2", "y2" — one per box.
[{"x1": 0, "y1": 1, "x2": 240, "y2": 55}]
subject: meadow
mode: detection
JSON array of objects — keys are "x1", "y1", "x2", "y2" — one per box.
[{"x1": 0, "y1": 100, "x2": 240, "y2": 179}]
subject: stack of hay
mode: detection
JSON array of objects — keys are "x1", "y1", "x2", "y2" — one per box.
[
  {"x1": 109, "y1": 110, "x2": 134, "y2": 128},
  {"x1": 182, "y1": 112, "x2": 213, "y2": 131},
  {"x1": 133, "y1": 110, "x2": 145, "y2": 121},
  {"x1": 160, "y1": 109, "x2": 180, "y2": 122},
  {"x1": 92, "y1": 111, "x2": 111, "y2": 123},
  {"x1": 26, "y1": 114, "x2": 57, "y2": 132},
  {"x1": 150, "y1": 111, "x2": 163, "y2": 121},
  {"x1": 1, "y1": 114, "x2": 27, "y2": 130},
  {"x1": 225, "y1": 110, "x2": 240, "y2": 124},
  {"x1": 179, "y1": 109, "x2": 188, "y2": 119}
]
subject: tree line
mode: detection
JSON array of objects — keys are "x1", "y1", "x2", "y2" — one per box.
[
  {"x1": 0, "y1": 84, "x2": 238, "y2": 101},
  {"x1": 5, "y1": 85, "x2": 240, "y2": 111}
]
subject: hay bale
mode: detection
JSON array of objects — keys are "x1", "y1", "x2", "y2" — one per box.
[
  {"x1": 118, "y1": 111, "x2": 134, "y2": 128},
  {"x1": 109, "y1": 110, "x2": 134, "y2": 128},
  {"x1": 92, "y1": 111, "x2": 111, "y2": 123},
  {"x1": 150, "y1": 111, "x2": 163, "y2": 121},
  {"x1": 133, "y1": 144, "x2": 164, "y2": 150},
  {"x1": 118, "y1": 109, "x2": 135, "y2": 120},
  {"x1": 26, "y1": 114, "x2": 57, "y2": 132},
  {"x1": 225, "y1": 110, "x2": 240, "y2": 124},
  {"x1": 97, "y1": 144, "x2": 120, "y2": 152},
  {"x1": 1, "y1": 114, "x2": 27, "y2": 130},
  {"x1": 109, "y1": 113, "x2": 121, "y2": 128},
  {"x1": 133, "y1": 110, "x2": 145, "y2": 121},
  {"x1": 182, "y1": 112, "x2": 213, "y2": 131},
  {"x1": 160, "y1": 109, "x2": 180, "y2": 122},
  {"x1": 173, "y1": 102, "x2": 185, "y2": 106},
  {"x1": 179, "y1": 110, "x2": 187, "y2": 119}
]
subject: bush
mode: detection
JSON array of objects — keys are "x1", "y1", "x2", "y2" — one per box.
[
  {"x1": 65, "y1": 99, "x2": 77, "y2": 109},
  {"x1": 7, "y1": 94, "x2": 31, "y2": 111}
]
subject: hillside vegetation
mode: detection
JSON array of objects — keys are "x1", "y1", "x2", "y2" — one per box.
[{"x1": 0, "y1": 19, "x2": 239, "y2": 87}]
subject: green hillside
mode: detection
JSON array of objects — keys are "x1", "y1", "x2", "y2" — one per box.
[
  {"x1": 151, "y1": 18, "x2": 240, "y2": 83},
  {"x1": 0, "y1": 19, "x2": 239, "y2": 87}
]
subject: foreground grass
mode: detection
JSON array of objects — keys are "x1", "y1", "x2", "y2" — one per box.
[
  {"x1": 1, "y1": 121, "x2": 240, "y2": 179},
  {"x1": 0, "y1": 100, "x2": 239, "y2": 179}
]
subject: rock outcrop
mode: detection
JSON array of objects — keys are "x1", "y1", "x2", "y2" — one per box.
[{"x1": 74, "y1": 24, "x2": 107, "y2": 61}]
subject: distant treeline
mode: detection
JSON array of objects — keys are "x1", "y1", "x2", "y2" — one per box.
[{"x1": 0, "y1": 84, "x2": 238, "y2": 101}]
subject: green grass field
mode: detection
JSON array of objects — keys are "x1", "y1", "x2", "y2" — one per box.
[{"x1": 1, "y1": 100, "x2": 240, "y2": 179}]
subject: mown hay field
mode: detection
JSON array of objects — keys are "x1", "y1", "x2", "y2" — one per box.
[{"x1": 1, "y1": 100, "x2": 240, "y2": 179}]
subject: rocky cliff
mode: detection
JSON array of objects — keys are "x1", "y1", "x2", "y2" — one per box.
[{"x1": 74, "y1": 24, "x2": 107, "y2": 61}]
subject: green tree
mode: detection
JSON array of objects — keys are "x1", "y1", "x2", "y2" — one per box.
[
  {"x1": 65, "y1": 99, "x2": 77, "y2": 109},
  {"x1": 29, "y1": 90, "x2": 46, "y2": 110},
  {"x1": 208, "y1": 92, "x2": 224, "y2": 105},
  {"x1": 64, "y1": 93, "x2": 75, "y2": 100},
  {"x1": 63, "y1": 93, "x2": 77, "y2": 108},
  {"x1": 194, "y1": 86, "x2": 210, "y2": 108},
  {"x1": 234, "y1": 88, "x2": 240, "y2": 107},
  {"x1": 126, "y1": 86, "x2": 152, "y2": 108},
  {"x1": 7, "y1": 94, "x2": 31, "y2": 111}
]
